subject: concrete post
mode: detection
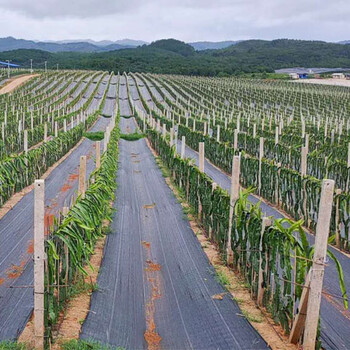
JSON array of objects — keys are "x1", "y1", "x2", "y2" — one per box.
[
  {"x1": 181, "y1": 136, "x2": 185, "y2": 159},
  {"x1": 24, "y1": 130, "x2": 28, "y2": 154},
  {"x1": 199, "y1": 142, "x2": 205, "y2": 172},
  {"x1": 257, "y1": 217, "x2": 272, "y2": 306},
  {"x1": 227, "y1": 155, "x2": 240, "y2": 265},
  {"x1": 55, "y1": 121, "x2": 58, "y2": 138},
  {"x1": 63, "y1": 119, "x2": 67, "y2": 133},
  {"x1": 234, "y1": 129, "x2": 238, "y2": 150},
  {"x1": 301, "y1": 146, "x2": 307, "y2": 176},
  {"x1": 44, "y1": 123, "x2": 48, "y2": 143},
  {"x1": 34, "y1": 179, "x2": 45, "y2": 350},
  {"x1": 216, "y1": 125, "x2": 220, "y2": 143},
  {"x1": 258, "y1": 137, "x2": 264, "y2": 195},
  {"x1": 162, "y1": 124, "x2": 166, "y2": 138},
  {"x1": 303, "y1": 179, "x2": 335, "y2": 350}
]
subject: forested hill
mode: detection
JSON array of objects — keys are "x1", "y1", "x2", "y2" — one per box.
[{"x1": 1, "y1": 39, "x2": 350, "y2": 76}]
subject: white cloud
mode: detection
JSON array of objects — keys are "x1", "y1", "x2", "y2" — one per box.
[{"x1": 0, "y1": 0, "x2": 348, "y2": 42}]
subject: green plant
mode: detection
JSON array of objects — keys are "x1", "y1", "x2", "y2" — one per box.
[
  {"x1": 60, "y1": 340, "x2": 125, "y2": 350},
  {"x1": 216, "y1": 270, "x2": 230, "y2": 286},
  {"x1": 120, "y1": 132, "x2": 144, "y2": 141},
  {"x1": 0, "y1": 342, "x2": 27, "y2": 350},
  {"x1": 84, "y1": 131, "x2": 105, "y2": 141}
]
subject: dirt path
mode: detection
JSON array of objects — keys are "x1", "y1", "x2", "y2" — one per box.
[
  {"x1": 0, "y1": 74, "x2": 39, "y2": 95},
  {"x1": 81, "y1": 119, "x2": 268, "y2": 349}
]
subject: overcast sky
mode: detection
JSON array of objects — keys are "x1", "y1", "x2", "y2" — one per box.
[{"x1": 0, "y1": 0, "x2": 348, "y2": 43}]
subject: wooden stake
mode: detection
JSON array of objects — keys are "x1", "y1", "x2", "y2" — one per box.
[
  {"x1": 78, "y1": 156, "x2": 87, "y2": 198},
  {"x1": 303, "y1": 179, "x2": 335, "y2": 350},
  {"x1": 34, "y1": 179, "x2": 45, "y2": 350}
]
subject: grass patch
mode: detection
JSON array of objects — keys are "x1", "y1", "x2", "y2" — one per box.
[
  {"x1": 215, "y1": 270, "x2": 230, "y2": 286},
  {"x1": 0, "y1": 342, "x2": 28, "y2": 350},
  {"x1": 84, "y1": 131, "x2": 104, "y2": 141},
  {"x1": 120, "y1": 132, "x2": 144, "y2": 141},
  {"x1": 60, "y1": 339, "x2": 125, "y2": 350},
  {"x1": 242, "y1": 310, "x2": 263, "y2": 323}
]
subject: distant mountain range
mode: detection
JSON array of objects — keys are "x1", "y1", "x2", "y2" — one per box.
[
  {"x1": 0, "y1": 36, "x2": 243, "y2": 53},
  {"x1": 1, "y1": 37, "x2": 350, "y2": 54},
  {"x1": 188, "y1": 41, "x2": 241, "y2": 50},
  {"x1": 0, "y1": 37, "x2": 147, "y2": 53}
]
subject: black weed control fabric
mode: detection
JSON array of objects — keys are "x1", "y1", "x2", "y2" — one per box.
[
  {"x1": 0, "y1": 116, "x2": 111, "y2": 340},
  {"x1": 81, "y1": 129, "x2": 269, "y2": 349},
  {"x1": 177, "y1": 141, "x2": 350, "y2": 350}
]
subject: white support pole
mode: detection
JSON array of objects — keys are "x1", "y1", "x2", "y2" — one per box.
[
  {"x1": 227, "y1": 155, "x2": 240, "y2": 265},
  {"x1": 216, "y1": 125, "x2": 220, "y2": 143},
  {"x1": 44, "y1": 123, "x2": 48, "y2": 143},
  {"x1": 257, "y1": 217, "x2": 272, "y2": 306},
  {"x1": 162, "y1": 124, "x2": 166, "y2": 138},
  {"x1": 34, "y1": 179, "x2": 45, "y2": 350},
  {"x1": 275, "y1": 126, "x2": 279, "y2": 145},
  {"x1": 181, "y1": 136, "x2": 185, "y2": 159},
  {"x1": 170, "y1": 128, "x2": 174, "y2": 147},
  {"x1": 258, "y1": 137, "x2": 264, "y2": 195},
  {"x1": 234, "y1": 129, "x2": 238, "y2": 150},
  {"x1": 301, "y1": 146, "x2": 307, "y2": 176},
  {"x1": 199, "y1": 142, "x2": 205, "y2": 173},
  {"x1": 1, "y1": 122, "x2": 4, "y2": 141},
  {"x1": 78, "y1": 156, "x2": 87, "y2": 198},
  {"x1": 253, "y1": 124, "x2": 256, "y2": 138},
  {"x1": 24, "y1": 130, "x2": 28, "y2": 154},
  {"x1": 305, "y1": 134, "x2": 309, "y2": 154},
  {"x1": 303, "y1": 179, "x2": 335, "y2": 350},
  {"x1": 54, "y1": 121, "x2": 58, "y2": 138},
  {"x1": 96, "y1": 141, "x2": 101, "y2": 169},
  {"x1": 63, "y1": 119, "x2": 67, "y2": 133}
]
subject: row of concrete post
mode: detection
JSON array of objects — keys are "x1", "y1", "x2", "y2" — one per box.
[{"x1": 162, "y1": 120, "x2": 335, "y2": 350}]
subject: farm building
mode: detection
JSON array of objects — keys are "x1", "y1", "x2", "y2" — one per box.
[
  {"x1": 289, "y1": 73, "x2": 299, "y2": 79},
  {"x1": 289, "y1": 72, "x2": 309, "y2": 79},
  {"x1": 298, "y1": 73, "x2": 308, "y2": 79},
  {"x1": 332, "y1": 73, "x2": 345, "y2": 79}
]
